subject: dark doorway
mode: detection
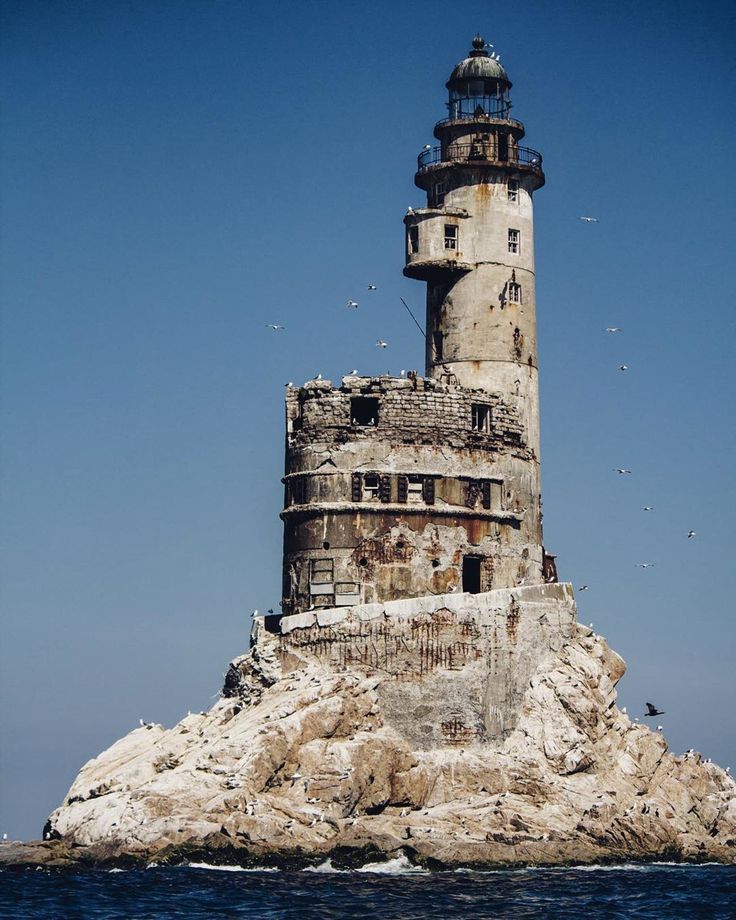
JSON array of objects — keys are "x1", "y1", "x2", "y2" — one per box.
[
  {"x1": 462, "y1": 556, "x2": 482, "y2": 594},
  {"x1": 498, "y1": 133, "x2": 508, "y2": 161}
]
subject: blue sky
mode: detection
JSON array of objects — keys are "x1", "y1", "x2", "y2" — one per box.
[{"x1": 1, "y1": 0, "x2": 734, "y2": 839}]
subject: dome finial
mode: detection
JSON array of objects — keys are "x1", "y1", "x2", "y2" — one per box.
[{"x1": 470, "y1": 34, "x2": 489, "y2": 57}]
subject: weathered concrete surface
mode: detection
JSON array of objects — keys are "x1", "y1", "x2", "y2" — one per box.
[{"x1": 30, "y1": 589, "x2": 736, "y2": 870}]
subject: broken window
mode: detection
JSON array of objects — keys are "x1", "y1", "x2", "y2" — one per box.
[
  {"x1": 351, "y1": 396, "x2": 379, "y2": 426},
  {"x1": 471, "y1": 404, "x2": 492, "y2": 433},
  {"x1": 291, "y1": 476, "x2": 307, "y2": 505},
  {"x1": 507, "y1": 179, "x2": 519, "y2": 202},
  {"x1": 508, "y1": 228, "x2": 520, "y2": 254},
  {"x1": 432, "y1": 330, "x2": 444, "y2": 361},
  {"x1": 508, "y1": 282, "x2": 521, "y2": 304},
  {"x1": 363, "y1": 473, "x2": 380, "y2": 499},
  {"x1": 408, "y1": 226, "x2": 419, "y2": 254},
  {"x1": 433, "y1": 181, "x2": 446, "y2": 207},
  {"x1": 444, "y1": 224, "x2": 458, "y2": 250}
]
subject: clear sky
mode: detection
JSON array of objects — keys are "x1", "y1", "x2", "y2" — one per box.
[{"x1": 1, "y1": 0, "x2": 734, "y2": 840}]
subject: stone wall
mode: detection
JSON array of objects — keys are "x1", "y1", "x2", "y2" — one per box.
[{"x1": 268, "y1": 582, "x2": 576, "y2": 747}]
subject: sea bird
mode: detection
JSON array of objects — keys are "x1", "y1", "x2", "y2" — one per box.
[
  {"x1": 636, "y1": 562, "x2": 655, "y2": 568},
  {"x1": 579, "y1": 216, "x2": 600, "y2": 222},
  {"x1": 645, "y1": 702, "x2": 665, "y2": 717},
  {"x1": 265, "y1": 324, "x2": 285, "y2": 331},
  {"x1": 643, "y1": 506, "x2": 654, "y2": 512},
  {"x1": 346, "y1": 300, "x2": 359, "y2": 309},
  {"x1": 614, "y1": 468, "x2": 632, "y2": 474},
  {"x1": 605, "y1": 327, "x2": 621, "y2": 333},
  {"x1": 376, "y1": 339, "x2": 388, "y2": 348},
  {"x1": 618, "y1": 364, "x2": 629, "y2": 371},
  {"x1": 578, "y1": 585, "x2": 589, "y2": 591},
  {"x1": 367, "y1": 283, "x2": 377, "y2": 290},
  {"x1": 687, "y1": 530, "x2": 696, "y2": 539}
]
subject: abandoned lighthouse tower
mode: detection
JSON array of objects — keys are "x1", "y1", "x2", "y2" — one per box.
[{"x1": 279, "y1": 36, "x2": 552, "y2": 622}]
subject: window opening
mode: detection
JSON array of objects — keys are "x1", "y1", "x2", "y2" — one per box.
[
  {"x1": 471, "y1": 404, "x2": 492, "y2": 433},
  {"x1": 351, "y1": 396, "x2": 379, "y2": 426},
  {"x1": 462, "y1": 556, "x2": 482, "y2": 594},
  {"x1": 507, "y1": 179, "x2": 519, "y2": 202},
  {"x1": 481, "y1": 480, "x2": 491, "y2": 510},
  {"x1": 291, "y1": 476, "x2": 307, "y2": 505},
  {"x1": 508, "y1": 229, "x2": 520, "y2": 254},
  {"x1": 433, "y1": 181, "x2": 446, "y2": 207},
  {"x1": 363, "y1": 473, "x2": 380, "y2": 499},
  {"x1": 498, "y1": 134, "x2": 509, "y2": 161},
  {"x1": 408, "y1": 226, "x2": 419, "y2": 254},
  {"x1": 508, "y1": 282, "x2": 521, "y2": 304},
  {"x1": 433, "y1": 330, "x2": 444, "y2": 361},
  {"x1": 444, "y1": 224, "x2": 458, "y2": 250}
]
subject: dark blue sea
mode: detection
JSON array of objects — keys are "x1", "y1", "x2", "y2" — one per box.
[{"x1": 2, "y1": 859, "x2": 735, "y2": 918}]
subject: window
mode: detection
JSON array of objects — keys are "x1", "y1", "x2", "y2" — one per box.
[
  {"x1": 481, "y1": 480, "x2": 491, "y2": 510},
  {"x1": 422, "y1": 477, "x2": 435, "y2": 505},
  {"x1": 291, "y1": 476, "x2": 307, "y2": 505},
  {"x1": 397, "y1": 475, "x2": 408, "y2": 503},
  {"x1": 310, "y1": 558, "x2": 333, "y2": 585},
  {"x1": 351, "y1": 396, "x2": 379, "y2": 426},
  {"x1": 507, "y1": 282, "x2": 521, "y2": 304},
  {"x1": 444, "y1": 224, "x2": 458, "y2": 250},
  {"x1": 507, "y1": 179, "x2": 519, "y2": 202},
  {"x1": 379, "y1": 474, "x2": 391, "y2": 503},
  {"x1": 433, "y1": 181, "x2": 446, "y2": 207},
  {"x1": 351, "y1": 472, "x2": 363, "y2": 502},
  {"x1": 471, "y1": 404, "x2": 492, "y2": 433},
  {"x1": 432, "y1": 330, "x2": 444, "y2": 361},
  {"x1": 508, "y1": 229, "x2": 520, "y2": 254},
  {"x1": 363, "y1": 473, "x2": 381, "y2": 499},
  {"x1": 462, "y1": 557, "x2": 482, "y2": 594},
  {"x1": 407, "y1": 474, "x2": 424, "y2": 503},
  {"x1": 408, "y1": 226, "x2": 419, "y2": 254}
]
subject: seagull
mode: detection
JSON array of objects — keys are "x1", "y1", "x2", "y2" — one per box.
[
  {"x1": 645, "y1": 702, "x2": 665, "y2": 717},
  {"x1": 657, "y1": 725, "x2": 664, "y2": 732},
  {"x1": 406, "y1": 206, "x2": 414, "y2": 214},
  {"x1": 578, "y1": 585, "x2": 589, "y2": 591},
  {"x1": 687, "y1": 530, "x2": 696, "y2": 539},
  {"x1": 621, "y1": 706, "x2": 627, "y2": 714},
  {"x1": 348, "y1": 369, "x2": 358, "y2": 375},
  {"x1": 579, "y1": 216, "x2": 600, "y2": 222},
  {"x1": 138, "y1": 719, "x2": 153, "y2": 729},
  {"x1": 367, "y1": 284, "x2": 377, "y2": 290},
  {"x1": 636, "y1": 562, "x2": 655, "y2": 568},
  {"x1": 618, "y1": 364, "x2": 628, "y2": 371},
  {"x1": 315, "y1": 373, "x2": 323, "y2": 380},
  {"x1": 605, "y1": 327, "x2": 621, "y2": 333},
  {"x1": 265, "y1": 324, "x2": 285, "y2": 331},
  {"x1": 614, "y1": 468, "x2": 632, "y2": 474},
  {"x1": 376, "y1": 339, "x2": 388, "y2": 348},
  {"x1": 423, "y1": 144, "x2": 431, "y2": 150},
  {"x1": 346, "y1": 300, "x2": 359, "y2": 309},
  {"x1": 643, "y1": 506, "x2": 654, "y2": 512}
]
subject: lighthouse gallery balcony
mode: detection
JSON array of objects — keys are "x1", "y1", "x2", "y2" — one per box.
[{"x1": 418, "y1": 142, "x2": 543, "y2": 174}]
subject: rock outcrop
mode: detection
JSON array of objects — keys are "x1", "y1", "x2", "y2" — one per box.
[{"x1": 32, "y1": 588, "x2": 736, "y2": 869}]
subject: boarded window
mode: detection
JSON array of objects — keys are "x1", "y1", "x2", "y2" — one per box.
[
  {"x1": 397, "y1": 475, "x2": 408, "y2": 503},
  {"x1": 422, "y1": 477, "x2": 435, "y2": 505},
  {"x1": 351, "y1": 396, "x2": 379, "y2": 426},
  {"x1": 408, "y1": 226, "x2": 419, "y2": 254},
  {"x1": 379, "y1": 474, "x2": 392, "y2": 503},
  {"x1": 471, "y1": 404, "x2": 492, "y2": 433},
  {"x1": 351, "y1": 472, "x2": 363, "y2": 502},
  {"x1": 310, "y1": 558, "x2": 334, "y2": 584},
  {"x1": 444, "y1": 224, "x2": 458, "y2": 250}
]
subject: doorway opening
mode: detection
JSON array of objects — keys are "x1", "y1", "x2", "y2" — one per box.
[{"x1": 462, "y1": 556, "x2": 482, "y2": 594}]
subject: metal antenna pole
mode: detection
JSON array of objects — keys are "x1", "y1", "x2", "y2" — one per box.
[{"x1": 400, "y1": 297, "x2": 427, "y2": 340}]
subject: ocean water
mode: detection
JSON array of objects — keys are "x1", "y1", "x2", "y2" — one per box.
[{"x1": 2, "y1": 860, "x2": 735, "y2": 919}]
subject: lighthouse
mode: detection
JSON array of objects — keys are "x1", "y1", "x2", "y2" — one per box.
[{"x1": 278, "y1": 37, "x2": 551, "y2": 624}]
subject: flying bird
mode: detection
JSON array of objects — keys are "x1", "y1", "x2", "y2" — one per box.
[
  {"x1": 346, "y1": 300, "x2": 359, "y2": 309},
  {"x1": 605, "y1": 327, "x2": 621, "y2": 333},
  {"x1": 687, "y1": 530, "x2": 696, "y2": 539},
  {"x1": 367, "y1": 283, "x2": 377, "y2": 290},
  {"x1": 636, "y1": 562, "x2": 655, "y2": 568},
  {"x1": 645, "y1": 702, "x2": 665, "y2": 717},
  {"x1": 375, "y1": 339, "x2": 388, "y2": 348},
  {"x1": 579, "y1": 216, "x2": 600, "y2": 222},
  {"x1": 578, "y1": 585, "x2": 589, "y2": 591},
  {"x1": 265, "y1": 324, "x2": 285, "y2": 331},
  {"x1": 614, "y1": 468, "x2": 632, "y2": 474},
  {"x1": 643, "y1": 506, "x2": 654, "y2": 512},
  {"x1": 618, "y1": 364, "x2": 628, "y2": 371}
]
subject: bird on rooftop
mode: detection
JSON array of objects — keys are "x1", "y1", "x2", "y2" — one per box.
[
  {"x1": 687, "y1": 530, "x2": 696, "y2": 539},
  {"x1": 645, "y1": 702, "x2": 665, "y2": 717},
  {"x1": 406, "y1": 206, "x2": 414, "y2": 214},
  {"x1": 139, "y1": 719, "x2": 153, "y2": 729},
  {"x1": 423, "y1": 144, "x2": 431, "y2": 150},
  {"x1": 265, "y1": 324, "x2": 285, "y2": 331},
  {"x1": 315, "y1": 373, "x2": 323, "y2": 380},
  {"x1": 348, "y1": 369, "x2": 358, "y2": 375},
  {"x1": 643, "y1": 506, "x2": 654, "y2": 512},
  {"x1": 376, "y1": 339, "x2": 388, "y2": 348},
  {"x1": 346, "y1": 300, "x2": 359, "y2": 309},
  {"x1": 579, "y1": 216, "x2": 599, "y2": 222},
  {"x1": 618, "y1": 364, "x2": 629, "y2": 371},
  {"x1": 614, "y1": 468, "x2": 632, "y2": 474},
  {"x1": 605, "y1": 327, "x2": 621, "y2": 333},
  {"x1": 367, "y1": 283, "x2": 377, "y2": 290},
  {"x1": 657, "y1": 725, "x2": 664, "y2": 732},
  {"x1": 622, "y1": 706, "x2": 627, "y2": 714},
  {"x1": 636, "y1": 562, "x2": 655, "y2": 568}
]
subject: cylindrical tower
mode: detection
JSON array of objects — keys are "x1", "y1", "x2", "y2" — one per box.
[{"x1": 404, "y1": 35, "x2": 545, "y2": 459}]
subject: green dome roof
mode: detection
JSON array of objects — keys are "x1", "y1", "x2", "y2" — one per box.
[{"x1": 447, "y1": 35, "x2": 510, "y2": 86}]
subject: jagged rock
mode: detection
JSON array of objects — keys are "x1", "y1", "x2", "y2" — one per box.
[{"x1": 37, "y1": 590, "x2": 735, "y2": 870}]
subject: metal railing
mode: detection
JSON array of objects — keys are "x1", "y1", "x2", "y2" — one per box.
[{"x1": 418, "y1": 143, "x2": 543, "y2": 172}]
